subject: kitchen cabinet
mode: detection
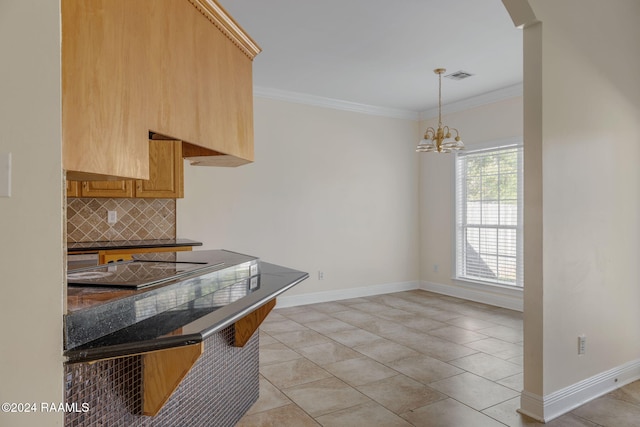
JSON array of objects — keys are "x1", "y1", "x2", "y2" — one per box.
[
  {"x1": 66, "y1": 180, "x2": 80, "y2": 198},
  {"x1": 148, "y1": 0, "x2": 261, "y2": 168},
  {"x1": 68, "y1": 140, "x2": 184, "y2": 199},
  {"x1": 80, "y1": 181, "x2": 135, "y2": 198},
  {"x1": 62, "y1": 0, "x2": 151, "y2": 180},
  {"x1": 62, "y1": 0, "x2": 260, "y2": 181},
  {"x1": 134, "y1": 139, "x2": 184, "y2": 199}
]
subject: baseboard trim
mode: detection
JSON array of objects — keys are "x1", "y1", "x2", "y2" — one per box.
[
  {"x1": 275, "y1": 281, "x2": 420, "y2": 308},
  {"x1": 520, "y1": 358, "x2": 640, "y2": 422},
  {"x1": 420, "y1": 280, "x2": 523, "y2": 311}
]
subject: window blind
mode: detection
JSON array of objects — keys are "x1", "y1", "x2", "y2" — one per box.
[{"x1": 455, "y1": 144, "x2": 523, "y2": 287}]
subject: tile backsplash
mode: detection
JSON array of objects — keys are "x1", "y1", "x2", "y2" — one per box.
[{"x1": 67, "y1": 198, "x2": 176, "y2": 242}]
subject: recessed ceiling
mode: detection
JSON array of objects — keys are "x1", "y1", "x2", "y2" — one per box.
[{"x1": 218, "y1": 0, "x2": 522, "y2": 114}]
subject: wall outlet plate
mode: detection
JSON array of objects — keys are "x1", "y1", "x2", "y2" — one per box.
[
  {"x1": 578, "y1": 335, "x2": 586, "y2": 355},
  {"x1": 107, "y1": 210, "x2": 117, "y2": 224}
]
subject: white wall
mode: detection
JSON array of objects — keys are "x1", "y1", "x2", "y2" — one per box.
[
  {"x1": 534, "y1": 0, "x2": 640, "y2": 394},
  {"x1": 178, "y1": 97, "x2": 420, "y2": 301},
  {"x1": 0, "y1": 1, "x2": 64, "y2": 426},
  {"x1": 419, "y1": 97, "x2": 524, "y2": 309},
  {"x1": 514, "y1": 0, "x2": 640, "y2": 420}
]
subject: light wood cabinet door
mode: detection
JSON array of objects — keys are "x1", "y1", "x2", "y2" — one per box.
[
  {"x1": 135, "y1": 140, "x2": 184, "y2": 199},
  {"x1": 66, "y1": 181, "x2": 80, "y2": 198},
  {"x1": 67, "y1": 140, "x2": 183, "y2": 199},
  {"x1": 101, "y1": 252, "x2": 134, "y2": 264},
  {"x1": 80, "y1": 180, "x2": 135, "y2": 198}
]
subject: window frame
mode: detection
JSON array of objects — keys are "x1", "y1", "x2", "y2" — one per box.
[{"x1": 452, "y1": 138, "x2": 524, "y2": 289}]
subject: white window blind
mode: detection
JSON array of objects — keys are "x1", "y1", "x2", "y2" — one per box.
[{"x1": 455, "y1": 144, "x2": 523, "y2": 287}]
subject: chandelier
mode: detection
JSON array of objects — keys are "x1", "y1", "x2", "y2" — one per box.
[{"x1": 416, "y1": 68, "x2": 464, "y2": 153}]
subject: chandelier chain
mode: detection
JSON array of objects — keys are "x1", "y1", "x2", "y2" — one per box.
[{"x1": 438, "y1": 70, "x2": 443, "y2": 128}]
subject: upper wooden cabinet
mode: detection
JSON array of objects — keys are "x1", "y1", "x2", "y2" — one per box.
[
  {"x1": 62, "y1": 0, "x2": 260, "y2": 181},
  {"x1": 66, "y1": 180, "x2": 80, "y2": 198},
  {"x1": 69, "y1": 140, "x2": 184, "y2": 199},
  {"x1": 62, "y1": 0, "x2": 151, "y2": 180},
  {"x1": 81, "y1": 181, "x2": 135, "y2": 199},
  {"x1": 135, "y1": 139, "x2": 184, "y2": 199},
  {"x1": 149, "y1": 0, "x2": 260, "y2": 168}
]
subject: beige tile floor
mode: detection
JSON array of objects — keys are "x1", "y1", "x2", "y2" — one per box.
[{"x1": 237, "y1": 290, "x2": 640, "y2": 426}]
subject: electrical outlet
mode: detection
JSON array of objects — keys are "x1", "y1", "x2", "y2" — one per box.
[
  {"x1": 433, "y1": 264, "x2": 439, "y2": 273},
  {"x1": 578, "y1": 335, "x2": 586, "y2": 355},
  {"x1": 107, "y1": 210, "x2": 117, "y2": 224},
  {"x1": 318, "y1": 271, "x2": 324, "y2": 280}
]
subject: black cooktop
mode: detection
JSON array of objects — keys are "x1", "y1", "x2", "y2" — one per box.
[{"x1": 67, "y1": 259, "x2": 223, "y2": 289}]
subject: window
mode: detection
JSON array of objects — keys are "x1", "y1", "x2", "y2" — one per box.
[{"x1": 455, "y1": 143, "x2": 523, "y2": 288}]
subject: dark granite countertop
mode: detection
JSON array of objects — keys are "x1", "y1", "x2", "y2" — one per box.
[
  {"x1": 64, "y1": 250, "x2": 308, "y2": 363},
  {"x1": 67, "y1": 238, "x2": 203, "y2": 253}
]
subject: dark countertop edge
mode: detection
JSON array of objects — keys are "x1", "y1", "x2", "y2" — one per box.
[
  {"x1": 63, "y1": 262, "x2": 309, "y2": 364},
  {"x1": 67, "y1": 238, "x2": 203, "y2": 253},
  {"x1": 197, "y1": 268, "x2": 309, "y2": 340},
  {"x1": 65, "y1": 336, "x2": 203, "y2": 364}
]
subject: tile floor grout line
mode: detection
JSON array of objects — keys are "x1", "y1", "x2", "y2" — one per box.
[{"x1": 243, "y1": 291, "x2": 639, "y2": 427}]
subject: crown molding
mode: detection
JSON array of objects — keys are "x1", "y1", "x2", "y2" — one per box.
[
  {"x1": 419, "y1": 83, "x2": 523, "y2": 120},
  {"x1": 253, "y1": 83, "x2": 523, "y2": 122},
  {"x1": 188, "y1": 0, "x2": 261, "y2": 59},
  {"x1": 253, "y1": 87, "x2": 420, "y2": 121}
]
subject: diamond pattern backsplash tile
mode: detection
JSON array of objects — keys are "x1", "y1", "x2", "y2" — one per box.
[{"x1": 67, "y1": 198, "x2": 176, "y2": 242}]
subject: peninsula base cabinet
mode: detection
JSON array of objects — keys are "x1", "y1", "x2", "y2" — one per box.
[
  {"x1": 67, "y1": 140, "x2": 184, "y2": 199},
  {"x1": 64, "y1": 326, "x2": 259, "y2": 426}
]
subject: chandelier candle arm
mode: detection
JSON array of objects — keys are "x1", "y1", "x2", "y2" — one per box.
[{"x1": 416, "y1": 68, "x2": 465, "y2": 153}]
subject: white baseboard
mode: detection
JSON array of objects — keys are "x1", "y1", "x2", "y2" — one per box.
[
  {"x1": 420, "y1": 280, "x2": 523, "y2": 311},
  {"x1": 275, "y1": 281, "x2": 420, "y2": 308},
  {"x1": 519, "y1": 358, "x2": 640, "y2": 422}
]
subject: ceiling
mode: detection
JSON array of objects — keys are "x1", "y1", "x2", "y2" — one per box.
[{"x1": 218, "y1": 0, "x2": 522, "y2": 115}]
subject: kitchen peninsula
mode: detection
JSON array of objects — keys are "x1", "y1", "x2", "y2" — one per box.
[
  {"x1": 64, "y1": 250, "x2": 308, "y2": 425},
  {"x1": 57, "y1": 0, "x2": 287, "y2": 424}
]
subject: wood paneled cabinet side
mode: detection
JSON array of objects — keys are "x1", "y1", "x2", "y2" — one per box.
[
  {"x1": 148, "y1": 0, "x2": 260, "y2": 168},
  {"x1": 68, "y1": 140, "x2": 184, "y2": 199},
  {"x1": 62, "y1": 0, "x2": 151, "y2": 180},
  {"x1": 62, "y1": 0, "x2": 260, "y2": 180}
]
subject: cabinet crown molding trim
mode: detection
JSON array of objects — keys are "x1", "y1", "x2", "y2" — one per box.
[{"x1": 188, "y1": 0, "x2": 261, "y2": 59}]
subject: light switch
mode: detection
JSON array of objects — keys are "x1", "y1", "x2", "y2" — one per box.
[{"x1": 0, "y1": 152, "x2": 11, "y2": 198}]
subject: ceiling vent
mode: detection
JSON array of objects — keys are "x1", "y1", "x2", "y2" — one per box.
[{"x1": 445, "y1": 70, "x2": 474, "y2": 80}]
